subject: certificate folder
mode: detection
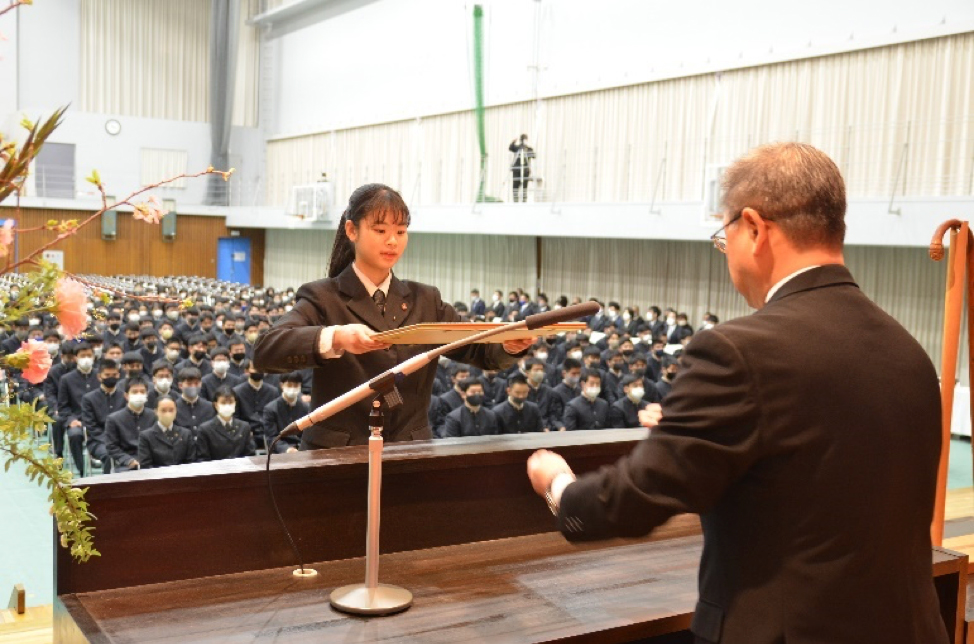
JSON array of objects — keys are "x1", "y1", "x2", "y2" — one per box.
[{"x1": 372, "y1": 322, "x2": 586, "y2": 345}]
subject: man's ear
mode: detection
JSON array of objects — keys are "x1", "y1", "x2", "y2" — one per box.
[{"x1": 741, "y1": 207, "x2": 770, "y2": 250}]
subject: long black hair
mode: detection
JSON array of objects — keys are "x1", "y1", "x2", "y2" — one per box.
[{"x1": 328, "y1": 183, "x2": 411, "y2": 278}]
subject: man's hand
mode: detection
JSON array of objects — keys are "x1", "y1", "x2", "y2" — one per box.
[
  {"x1": 527, "y1": 449, "x2": 573, "y2": 496},
  {"x1": 69, "y1": 419, "x2": 82, "y2": 428},
  {"x1": 503, "y1": 338, "x2": 534, "y2": 354},
  {"x1": 128, "y1": 460, "x2": 139, "y2": 469},
  {"x1": 638, "y1": 403, "x2": 662, "y2": 428},
  {"x1": 333, "y1": 324, "x2": 391, "y2": 354}
]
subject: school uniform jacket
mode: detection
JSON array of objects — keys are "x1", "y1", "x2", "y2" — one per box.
[
  {"x1": 253, "y1": 265, "x2": 519, "y2": 449},
  {"x1": 196, "y1": 417, "x2": 256, "y2": 461},
  {"x1": 138, "y1": 423, "x2": 197, "y2": 469}
]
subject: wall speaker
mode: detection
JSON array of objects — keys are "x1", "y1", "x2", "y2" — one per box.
[
  {"x1": 101, "y1": 209, "x2": 117, "y2": 241},
  {"x1": 161, "y1": 199, "x2": 177, "y2": 242}
]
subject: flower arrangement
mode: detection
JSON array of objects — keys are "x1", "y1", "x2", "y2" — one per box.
[{"x1": 0, "y1": 0, "x2": 234, "y2": 563}]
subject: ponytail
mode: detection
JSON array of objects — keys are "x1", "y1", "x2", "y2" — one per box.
[{"x1": 327, "y1": 183, "x2": 411, "y2": 279}]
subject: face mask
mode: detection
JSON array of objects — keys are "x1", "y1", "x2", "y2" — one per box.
[
  {"x1": 187, "y1": 317, "x2": 198, "y2": 326},
  {"x1": 157, "y1": 412, "x2": 176, "y2": 425},
  {"x1": 702, "y1": 323, "x2": 714, "y2": 330},
  {"x1": 127, "y1": 314, "x2": 139, "y2": 323},
  {"x1": 217, "y1": 403, "x2": 235, "y2": 419},
  {"x1": 622, "y1": 313, "x2": 631, "y2": 322},
  {"x1": 608, "y1": 340, "x2": 620, "y2": 350},
  {"x1": 249, "y1": 372, "x2": 264, "y2": 382},
  {"x1": 144, "y1": 340, "x2": 157, "y2": 350},
  {"x1": 29, "y1": 317, "x2": 40, "y2": 326},
  {"x1": 628, "y1": 387, "x2": 645, "y2": 403},
  {"x1": 14, "y1": 330, "x2": 27, "y2": 340},
  {"x1": 491, "y1": 294, "x2": 500, "y2": 302},
  {"x1": 535, "y1": 352, "x2": 548, "y2": 361},
  {"x1": 46, "y1": 343, "x2": 59, "y2": 356},
  {"x1": 677, "y1": 320, "x2": 687, "y2": 327},
  {"x1": 231, "y1": 352, "x2": 246, "y2": 362},
  {"x1": 653, "y1": 349, "x2": 665, "y2": 358},
  {"x1": 152, "y1": 309, "x2": 163, "y2": 319},
  {"x1": 284, "y1": 305, "x2": 293, "y2": 312},
  {"x1": 564, "y1": 374, "x2": 579, "y2": 387},
  {"x1": 509, "y1": 395, "x2": 526, "y2": 407},
  {"x1": 465, "y1": 394, "x2": 484, "y2": 407},
  {"x1": 192, "y1": 349, "x2": 207, "y2": 361},
  {"x1": 212, "y1": 361, "x2": 229, "y2": 376},
  {"x1": 621, "y1": 349, "x2": 634, "y2": 357},
  {"x1": 584, "y1": 385, "x2": 601, "y2": 400},
  {"x1": 667, "y1": 317, "x2": 676, "y2": 325},
  {"x1": 166, "y1": 311, "x2": 179, "y2": 320},
  {"x1": 665, "y1": 370, "x2": 677, "y2": 381},
  {"x1": 154, "y1": 378, "x2": 172, "y2": 393},
  {"x1": 632, "y1": 368, "x2": 646, "y2": 377},
  {"x1": 610, "y1": 363, "x2": 623, "y2": 372},
  {"x1": 182, "y1": 386, "x2": 200, "y2": 399},
  {"x1": 160, "y1": 328, "x2": 173, "y2": 340},
  {"x1": 93, "y1": 347, "x2": 103, "y2": 359},
  {"x1": 129, "y1": 393, "x2": 147, "y2": 408},
  {"x1": 568, "y1": 350, "x2": 583, "y2": 361},
  {"x1": 529, "y1": 371, "x2": 544, "y2": 385},
  {"x1": 108, "y1": 323, "x2": 120, "y2": 332},
  {"x1": 77, "y1": 357, "x2": 94, "y2": 371},
  {"x1": 282, "y1": 387, "x2": 300, "y2": 401},
  {"x1": 245, "y1": 332, "x2": 258, "y2": 343},
  {"x1": 166, "y1": 349, "x2": 181, "y2": 362}
]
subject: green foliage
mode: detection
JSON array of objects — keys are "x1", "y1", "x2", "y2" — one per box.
[
  {"x1": 0, "y1": 401, "x2": 99, "y2": 562},
  {"x1": 0, "y1": 261, "x2": 62, "y2": 326},
  {"x1": 0, "y1": 106, "x2": 67, "y2": 204}
]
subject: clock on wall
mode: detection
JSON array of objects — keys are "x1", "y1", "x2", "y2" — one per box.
[{"x1": 105, "y1": 119, "x2": 121, "y2": 136}]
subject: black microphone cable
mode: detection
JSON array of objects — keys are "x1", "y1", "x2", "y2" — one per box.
[{"x1": 265, "y1": 436, "x2": 313, "y2": 576}]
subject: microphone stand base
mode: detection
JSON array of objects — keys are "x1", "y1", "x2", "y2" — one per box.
[{"x1": 329, "y1": 583, "x2": 413, "y2": 616}]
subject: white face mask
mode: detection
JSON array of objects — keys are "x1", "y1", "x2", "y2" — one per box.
[
  {"x1": 166, "y1": 349, "x2": 180, "y2": 362},
  {"x1": 628, "y1": 387, "x2": 645, "y2": 403},
  {"x1": 492, "y1": 294, "x2": 500, "y2": 302},
  {"x1": 128, "y1": 393, "x2": 147, "y2": 408},
  {"x1": 154, "y1": 378, "x2": 172, "y2": 393},
  {"x1": 127, "y1": 314, "x2": 139, "y2": 322},
  {"x1": 568, "y1": 350, "x2": 583, "y2": 361},
  {"x1": 217, "y1": 403, "x2": 235, "y2": 419},
  {"x1": 93, "y1": 347, "x2": 103, "y2": 359},
  {"x1": 77, "y1": 357, "x2": 94, "y2": 371},
  {"x1": 283, "y1": 387, "x2": 301, "y2": 401},
  {"x1": 152, "y1": 309, "x2": 163, "y2": 319},
  {"x1": 622, "y1": 313, "x2": 631, "y2": 322},
  {"x1": 535, "y1": 352, "x2": 548, "y2": 362},
  {"x1": 212, "y1": 361, "x2": 229, "y2": 376},
  {"x1": 584, "y1": 385, "x2": 601, "y2": 400}
]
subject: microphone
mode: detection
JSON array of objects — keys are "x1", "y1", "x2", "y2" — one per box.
[{"x1": 279, "y1": 300, "x2": 599, "y2": 438}]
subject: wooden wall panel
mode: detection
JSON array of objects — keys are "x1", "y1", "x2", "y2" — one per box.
[{"x1": 0, "y1": 207, "x2": 265, "y2": 286}]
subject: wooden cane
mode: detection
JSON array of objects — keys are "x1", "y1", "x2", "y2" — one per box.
[{"x1": 929, "y1": 220, "x2": 969, "y2": 546}]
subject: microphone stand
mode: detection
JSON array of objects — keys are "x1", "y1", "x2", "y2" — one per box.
[{"x1": 329, "y1": 397, "x2": 412, "y2": 615}]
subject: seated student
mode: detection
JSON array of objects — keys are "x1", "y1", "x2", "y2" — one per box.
[
  {"x1": 644, "y1": 336, "x2": 667, "y2": 382},
  {"x1": 530, "y1": 342, "x2": 561, "y2": 387},
  {"x1": 148, "y1": 361, "x2": 175, "y2": 408},
  {"x1": 564, "y1": 368, "x2": 610, "y2": 430},
  {"x1": 1, "y1": 317, "x2": 28, "y2": 355},
  {"x1": 655, "y1": 355, "x2": 681, "y2": 400},
  {"x1": 117, "y1": 350, "x2": 145, "y2": 386},
  {"x1": 88, "y1": 336, "x2": 105, "y2": 361},
  {"x1": 103, "y1": 342, "x2": 124, "y2": 365},
  {"x1": 226, "y1": 339, "x2": 248, "y2": 379},
  {"x1": 627, "y1": 353, "x2": 662, "y2": 404},
  {"x1": 202, "y1": 347, "x2": 242, "y2": 401},
  {"x1": 480, "y1": 369, "x2": 508, "y2": 407},
  {"x1": 429, "y1": 363, "x2": 472, "y2": 436},
  {"x1": 57, "y1": 342, "x2": 99, "y2": 470},
  {"x1": 139, "y1": 328, "x2": 163, "y2": 373},
  {"x1": 551, "y1": 357, "x2": 582, "y2": 412},
  {"x1": 138, "y1": 396, "x2": 196, "y2": 469},
  {"x1": 80, "y1": 359, "x2": 126, "y2": 475},
  {"x1": 102, "y1": 312, "x2": 124, "y2": 347},
  {"x1": 242, "y1": 320, "x2": 260, "y2": 359},
  {"x1": 175, "y1": 367, "x2": 215, "y2": 437},
  {"x1": 491, "y1": 374, "x2": 544, "y2": 434},
  {"x1": 602, "y1": 350, "x2": 628, "y2": 404},
  {"x1": 261, "y1": 372, "x2": 306, "y2": 453},
  {"x1": 176, "y1": 334, "x2": 212, "y2": 377},
  {"x1": 122, "y1": 322, "x2": 142, "y2": 353},
  {"x1": 442, "y1": 378, "x2": 498, "y2": 438},
  {"x1": 521, "y1": 357, "x2": 563, "y2": 432},
  {"x1": 216, "y1": 314, "x2": 244, "y2": 348},
  {"x1": 197, "y1": 385, "x2": 256, "y2": 461},
  {"x1": 157, "y1": 321, "x2": 177, "y2": 347},
  {"x1": 610, "y1": 374, "x2": 655, "y2": 428},
  {"x1": 42, "y1": 341, "x2": 76, "y2": 430},
  {"x1": 105, "y1": 377, "x2": 157, "y2": 471},
  {"x1": 233, "y1": 360, "x2": 279, "y2": 450}
]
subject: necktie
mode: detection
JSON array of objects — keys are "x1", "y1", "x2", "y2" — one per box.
[{"x1": 372, "y1": 289, "x2": 386, "y2": 317}]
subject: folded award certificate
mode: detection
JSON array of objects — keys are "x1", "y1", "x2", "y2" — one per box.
[{"x1": 372, "y1": 322, "x2": 587, "y2": 345}]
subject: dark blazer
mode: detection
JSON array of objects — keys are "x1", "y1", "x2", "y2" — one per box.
[
  {"x1": 105, "y1": 406, "x2": 157, "y2": 469},
  {"x1": 138, "y1": 423, "x2": 197, "y2": 469},
  {"x1": 262, "y1": 396, "x2": 308, "y2": 453},
  {"x1": 608, "y1": 396, "x2": 647, "y2": 429},
  {"x1": 196, "y1": 416, "x2": 256, "y2": 461},
  {"x1": 442, "y1": 404, "x2": 499, "y2": 438},
  {"x1": 563, "y1": 395, "x2": 610, "y2": 430},
  {"x1": 491, "y1": 400, "x2": 543, "y2": 434},
  {"x1": 253, "y1": 265, "x2": 519, "y2": 449},
  {"x1": 557, "y1": 265, "x2": 947, "y2": 644},
  {"x1": 81, "y1": 387, "x2": 126, "y2": 451}
]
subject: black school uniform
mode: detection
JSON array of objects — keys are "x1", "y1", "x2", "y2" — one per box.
[
  {"x1": 196, "y1": 416, "x2": 256, "y2": 461},
  {"x1": 138, "y1": 423, "x2": 196, "y2": 468}
]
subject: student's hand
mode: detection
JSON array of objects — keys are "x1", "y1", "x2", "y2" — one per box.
[
  {"x1": 638, "y1": 403, "x2": 663, "y2": 428},
  {"x1": 128, "y1": 460, "x2": 140, "y2": 469},
  {"x1": 527, "y1": 449, "x2": 573, "y2": 496},
  {"x1": 286, "y1": 447, "x2": 298, "y2": 453},
  {"x1": 70, "y1": 419, "x2": 82, "y2": 428},
  {"x1": 503, "y1": 338, "x2": 534, "y2": 354},
  {"x1": 300, "y1": 394, "x2": 311, "y2": 405},
  {"x1": 333, "y1": 324, "x2": 391, "y2": 354}
]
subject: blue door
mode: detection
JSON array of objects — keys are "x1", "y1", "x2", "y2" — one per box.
[{"x1": 217, "y1": 237, "x2": 251, "y2": 285}]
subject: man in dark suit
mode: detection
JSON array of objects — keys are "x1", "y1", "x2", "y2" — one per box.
[
  {"x1": 261, "y1": 372, "x2": 307, "y2": 453},
  {"x1": 105, "y1": 377, "x2": 157, "y2": 471},
  {"x1": 489, "y1": 291, "x2": 506, "y2": 320},
  {"x1": 527, "y1": 142, "x2": 947, "y2": 644},
  {"x1": 563, "y1": 369, "x2": 610, "y2": 430},
  {"x1": 442, "y1": 379, "x2": 498, "y2": 437},
  {"x1": 492, "y1": 374, "x2": 543, "y2": 434},
  {"x1": 469, "y1": 289, "x2": 486, "y2": 317}
]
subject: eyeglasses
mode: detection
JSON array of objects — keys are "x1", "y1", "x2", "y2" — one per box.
[{"x1": 710, "y1": 210, "x2": 744, "y2": 253}]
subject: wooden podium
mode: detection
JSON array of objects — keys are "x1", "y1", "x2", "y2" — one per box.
[{"x1": 54, "y1": 429, "x2": 969, "y2": 643}]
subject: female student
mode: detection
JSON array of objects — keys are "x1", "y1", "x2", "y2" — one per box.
[{"x1": 254, "y1": 183, "x2": 531, "y2": 450}]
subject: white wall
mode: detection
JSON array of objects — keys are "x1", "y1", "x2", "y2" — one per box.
[{"x1": 265, "y1": 0, "x2": 974, "y2": 137}]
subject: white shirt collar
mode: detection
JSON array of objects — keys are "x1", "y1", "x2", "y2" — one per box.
[
  {"x1": 352, "y1": 261, "x2": 392, "y2": 298},
  {"x1": 764, "y1": 266, "x2": 821, "y2": 303}
]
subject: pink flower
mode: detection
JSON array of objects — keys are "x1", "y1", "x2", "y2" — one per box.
[
  {"x1": 0, "y1": 219, "x2": 13, "y2": 257},
  {"x1": 18, "y1": 339, "x2": 52, "y2": 384},
  {"x1": 54, "y1": 278, "x2": 88, "y2": 339},
  {"x1": 133, "y1": 195, "x2": 167, "y2": 224}
]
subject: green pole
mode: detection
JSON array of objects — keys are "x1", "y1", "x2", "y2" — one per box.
[{"x1": 473, "y1": 5, "x2": 488, "y2": 202}]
